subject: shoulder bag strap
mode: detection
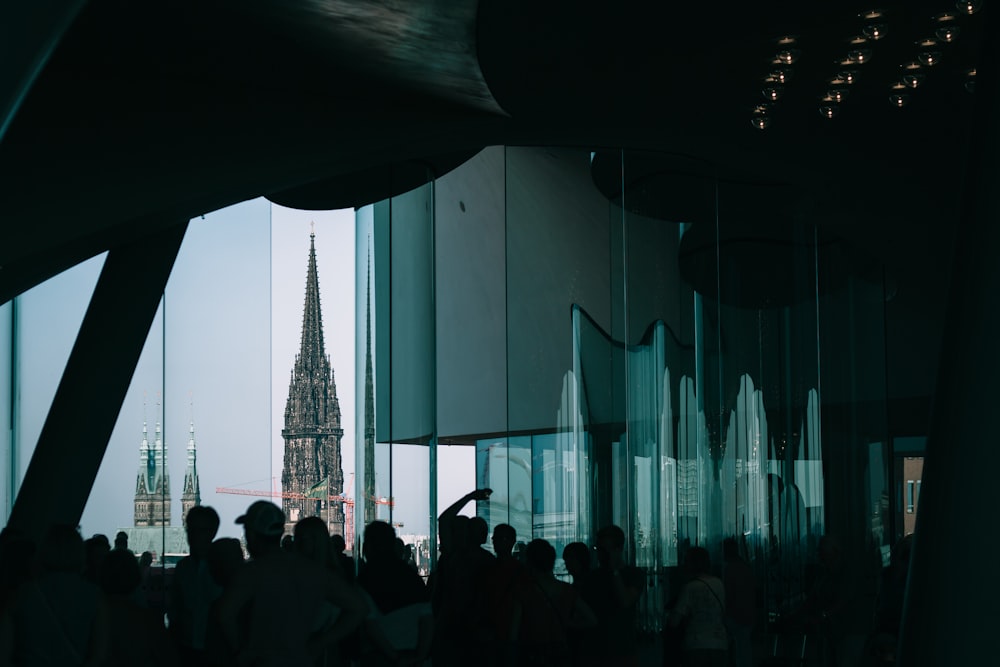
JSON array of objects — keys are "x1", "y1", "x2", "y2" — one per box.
[{"x1": 696, "y1": 577, "x2": 725, "y2": 613}]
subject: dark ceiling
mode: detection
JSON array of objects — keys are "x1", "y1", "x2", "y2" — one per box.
[{"x1": 0, "y1": 0, "x2": 989, "y2": 429}]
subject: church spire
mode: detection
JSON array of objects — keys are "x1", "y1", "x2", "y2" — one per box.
[
  {"x1": 281, "y1": 230, "x2": 345, "y2": 536},
  {"x1": 181, "y1": 419, "x2": 201, "y2": 525},
  {"x1": 298, "y1": 230, "x2": 327, "y2": 371},
  {"x1": 363, "y1": 243, "x2": 376, "y2": 524},
  {"x1": 134, "y1": 412, "x2": 170, "y2": 527}
]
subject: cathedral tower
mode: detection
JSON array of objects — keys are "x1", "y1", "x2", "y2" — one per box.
[
  {"x1": 180, "y1": 421, "x2": 201, "y2": 525},
  {"x1": 281, "y1": 231, "x2": 345, "y2": 535},
  {"x1": 133, "y1": 420, "x2": 171, "y2": 526}
]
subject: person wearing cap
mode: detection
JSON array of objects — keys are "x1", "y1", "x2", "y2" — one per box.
[{"x1": 218, "y1": 501, "x2": 367, "y2": 667}]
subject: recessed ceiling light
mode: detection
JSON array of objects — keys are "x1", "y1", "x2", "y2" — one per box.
[
  {"x1": 848, "y1": 49, "x2": 872, "y2": 64},
  {"x1": 934, "y1": 12, "x2": 957, "y2": 22},
  {"x1": 776, "y1": 35, "x2": 798, "y2": 46},
  {"x1": 902, "y1": 61, "x2": 923, "y2": 71},
  {"x1": 819, "y1": 105, "x2": 839, "y2": 119},
  {"x1": 849, "y1": 35, "x2": 869, "y2": 45},
  {"x1": 826, "y1": 89, "x2": 848, "y2": 103},
  {"x1": 916, "y1": 37, "x2": 939, "y2": 48},
  {"x1": 889, "y1": 94, "x2": 909, "y2": 108},
  {"x1": 918, "y1": 52, "x2": 942, "y2": 66},
  {"x1": 764, "y1": 70, "x2": 791, "y2": 84},
  {"x1": 903, "y1": 74, "x2": 924, "y2": 89},
  {"x1": 936, "y1": 26, "x2": 960, "y2": 43},
  {"x1": 956, "y1": 1, "x2": 982, "y2": 15},
  {"x1": 860, "y1": 9, "x2": 884, "y2": 20},
  {"x1": 862, "y1": 24, "x2": 886, "y2": 40},
  {"x1": 763, "y1": 87, "x2": 781, "y2": 102},
  {"x1": 890, "y1": 81, "x2": 908, "y2": 91},
  {"x1": 752, "y1": 115, "x2": 771, "y2": 130},
  {"x1": 839, "y1": 71, "x2": 857, "y2": 85},
  {"x1": 774, "y1": 50, "x2": 800, "y2": 65}
]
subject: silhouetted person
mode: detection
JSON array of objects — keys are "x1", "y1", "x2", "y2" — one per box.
[
  {"x1": 359, "y1": 521, "x2": 428, "y2": 615},
  {"x1": 358, "y1": 521, "x2": 433, "y2": 667},
  {"x1": 330, "y1": 533, "x2": 354, "y2": 581},
  {"x1": 280, "y1": 534, "x2": 294, "y2": 552},
  {"x1": 589, "y1": 525, "x2": 643, "y2": 666},
  {"x1": 113, "y1": 531, "x2": 130, "y2": 553},
  {"x1": 295, "y1": 516, "x2": 332, "y2": 568},
  {"x1": 400, "y1": 541, "x2": 419, "y2": 573},
  {"x1": 0, "y1": 528, "x2": 35, "y2": 617},
  {"x1": 0, "y1": 524, "x2": 109, "y2": 666},
  {"x1": 294, "y1": 516, "x2": 345, "y2": 667},
  {"x1": 169, "y1": 505, "x2": 222, "y2": 666},
  {"x1": 511, "y1": 539, "x2": 596, "y2": 667},
  {"x1": 562, "y1": 541, "x2": 592, "y2": 588},
  {"x1": 562, "y1": 540, "x2": 598, "y2": 666},
  {"x1": 669, "y1": 546, "x2": 728, "y2": 667},
  {"x1": 436, "y1": 488, "x2": 491, "y2": 559},
  {"x1": 431, "y1": 489, "x2": 494, "y2": 666},
  {"x1": 131, "y1": 550, "x2": 154, "y2": 608},
  {"x1": 84, "y1": 533, "x2": 111, "y2": 584},
  {"x1": 101, "y1": 548, "x2": 178, "y2": 667},
  {"x1": 218, "y1": 501, "x2": 367, "y2": 667},
  {"x1": 487, "y1": 523, "x2": 524, "y2": 661},
  {"x1": 722, "y1": 537, "x2": 755, "y2": 667},
  {"x1": 203, "y1": 538, "x2": 246, "y2": 667}
]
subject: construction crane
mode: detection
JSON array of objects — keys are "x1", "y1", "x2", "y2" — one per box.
[{"x1": 216, "y1": 474, "x2": 394, "y2": 547}]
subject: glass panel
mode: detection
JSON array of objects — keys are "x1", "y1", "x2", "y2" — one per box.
[
  {"x1": 710, "y1": 183, "x2": 823, "y2": 616},
  {"x1": 365, "y1": 173, "x2": 436, "y2": 571},
  {"x1": 505, "y1": 147, "x2": 613, "y2": 561},
  {"x1": 13, "y1": 253, "x2": 106, "y2": 527},
  {"x1": 816, "y1": 242, "x2": 891, "y2": 611},
  {"x1": 618, "y1": 150, "x2": 712, "y2": 633},
  {"x1": 80, "y1": 199, "x2": 271, "y2": 578},
  {"x1": 435, "y1": 147, "x2": 507, "y2": 442},
  {"x1": 389, "y1": 182, "x2": 435, "y2": 569},
  {"x1": 0, "y1": 301, "x2": 12, "y2": 522}
]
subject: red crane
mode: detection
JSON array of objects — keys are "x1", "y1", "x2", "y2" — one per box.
[{"x1": 216, "y1": 473, "x2": 394, "y2": 547}]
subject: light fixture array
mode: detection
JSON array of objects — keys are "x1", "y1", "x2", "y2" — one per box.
[
  {"x1": 751, "y1": 2, "x2": 983, "y2": 130},
  {"x1": 752, "y1": 34, "x2": 800, "y2": 129}
]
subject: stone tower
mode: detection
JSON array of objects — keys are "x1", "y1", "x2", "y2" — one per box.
[
  {"x1": 281, "y1": 231, "x2": 345, "y2": 535},
  {"x1": 180, "y1": 421, "x2": 201, "y2": 525},
  {"x1": 134, "y1": 421, "x2": 171, "y2": 526}
]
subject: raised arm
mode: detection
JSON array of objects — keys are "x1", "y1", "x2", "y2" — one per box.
[{"x1": 437, "y1": 488, "x2": 491, "y2": 555}]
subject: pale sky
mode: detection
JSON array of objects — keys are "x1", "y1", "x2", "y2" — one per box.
[{"x1": 12, "y1": 197, "x2": 471, "y2": 544}]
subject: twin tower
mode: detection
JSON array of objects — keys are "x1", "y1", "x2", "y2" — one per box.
[{"x1": 132, "y1": 232, "x2": 346, "y2": 536}]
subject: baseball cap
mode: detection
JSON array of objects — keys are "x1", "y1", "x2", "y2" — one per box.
[{"x1": 235, "y1": 500, "x2": 285, "y2": 537}]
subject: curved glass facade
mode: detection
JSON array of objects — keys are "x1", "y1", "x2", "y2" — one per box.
[{"x1": 360, "y1": 146, "x2": 893, "y2": 629}]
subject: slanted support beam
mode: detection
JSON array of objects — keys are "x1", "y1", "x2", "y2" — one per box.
[{"x1": 7, "y1": 221, "x2": 188, "y2": 540}]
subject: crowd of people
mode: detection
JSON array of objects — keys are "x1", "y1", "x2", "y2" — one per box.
[
  {"x1": 0, "y1": 488, "x2": 912, "y2": 667},
  {"x1": 0, "y1": 488, "x2": 651, "y2": 667}
]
